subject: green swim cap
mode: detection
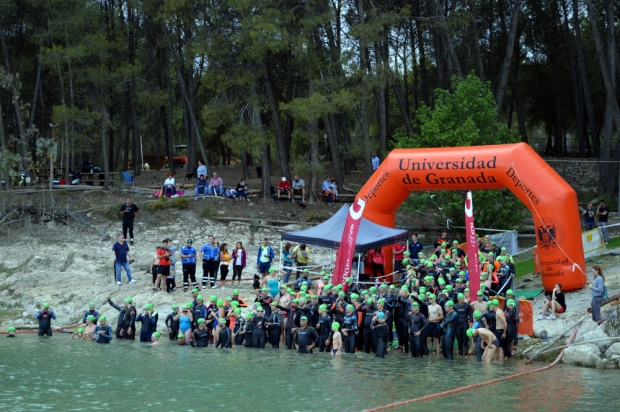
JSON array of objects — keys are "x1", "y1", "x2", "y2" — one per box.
[
  {"x1": 192, "y1": 288, "x2": 199, "y2": 293},
  {"x1": 234, "y1": 308, "x2": 242, "y2": 314},
  {"x1": 301, "y1": 285, "x2": 308, "y2": 291},
  {"x1": 89, "y1": 302, "x2": 95, "y2": 307},
  {"x1": 332, "y1": 322, "x2": 340, "y2": 330},
  {"x1": 231, "y1": 301, "x2": 239, "y2": 307},
  {"x1": 124, "y1": 298, "x2": 131, "y2": 303},
  {"x1": 300, "y1": 316, "x2": 308, "y2": 321},
  {"x1": 419, "y1": 287, "x2": 427, "y2": 294},
  {"x1": 426, "y1": 262, "x2": 433, "y2": 268},
  {"x1": 473, "y1": 310, "x2": 481, "y2": 319},
  {"x1": 345, "y1": 277, "x2": 352, "y2": 283},
  {"x1": 404, "y1": 251, "x2": 411, "y2": 255},
  {"x1": 466, "y1": 329, "x2": 474, "y2": 338},
  {"x1": 99, "y1": 316, "x2": 107, "y2": 322},
  {"x1": 262, "y1": 287, "x2": 268, "y2": 292},
  {"x1": 366, "y1": 298, "x2": 373, "y2": 305},
  {"x1": 477, "y1": 290, "x2": 484, "y2": 296},
  {"x1": 369, "y1": 287, "x2": 377, "y2": 293},
  {"x1": 338, "y1": 291, "x2": 345, "y2": 297},
  {"x1": 459, "y1": 271, "x2": 466, "y2": 276},
  {"x1": 492, "y1": 299, "x2": 499, "y2": 307},
  {"x1": 401, "y1": 285, "x2": 409, "y2": 291},
  {"x1": 270, "y1": 301, "x2": 278, "y2": 306},
  {"x1": 334, "y1": 284, "x2": 343, "y2": 290},
  {"x1": 507, "y1": 299, "x2": 516, "y2": 306},
  {"x1": 185, "y1": 302, "x2": 194, "y2": 308},
  {"x1": 287, "y1": 288, "x2": 293, "y2": 293},
  {"x1": 197, "y1": 318, "x2": 205, "y2": 324},
  {"x1": 464, "y1": 288, "x2": 469, "y2": 292},
  {"x1": 389, "y1": 285, "x2": 395, "y2": 289},
  {"x1": 209, "y1": 295, "x2": 217, "y2": 302},
  {"x1": 303, "y1": 268, "x2": 309, "y2": 273},
  {"x1": 268, "y1": 267, "x2": 276, "y2": 273},
  {"x1": 197, "y1": 295, "x2": 203, "y2": 301},
  {"x1": 245, "y1": 312, "x2": 253, "y2": 319},
  {"x1": 506, "y1": 289, "x2": 514, "y2": 295},
  {"x1": 255, "y1": 305, "x2": 263, "y2": 311},
  {"x1": 438, "y1": 279, "x2": 446, "y2": 285},
  {"x1": 428, "y1": 294, "x2": 436, "y2": 300},
  {"x1": 293, "y1": 299, "x2": 299, "y2": 304},
  {"x1": 178, "y1": 333, "x2": 185, "y2": 338},
  {"x1": 347, "y1": 304, "x2": 354, "y2": 311},
  {"x1": 319, "y1": 304, "x2": 328, "y2": 311},
  {"x1": 418, "y1": 293, "x2": 426, "y2": 300},
  {"x1": 323, "y1": 285, "x2": 332, "y2": 291},
  {"x1": 219, "y1": 318, "x2": 226, "y2": 323},
  {"x1": 446, "y1": 285, "x2": 453, "y2": 292},
  {"x1": 440, "y1": 289, "x2": 447, "y2": 295},
  {"x1": 350, "y1": 293, "x2": 360, "y2": 300},
  {"x1": 402, "y1": 258, "x2": 409, "y2": 265},
  {"x1": 147, "y1": 304, "x2": 154, "y2": 310},
  {"x1": 217, "y1": 299, "x2": 224, "y2": 306},
  {"x1": 361, "y1": 290, "x2": 369, "y2": 296},
  {"x1": 412, "y1": 302, "x2": 419, "y2": 307},
  {"x1": 445, "y1": 300, "x2": 454, "y2": 307},
  {"x1": 43, "y1": 302, "x2": 49, "y2": 308},
  {"x1": 172, "y1": 304, "x2": 179, "y2": 310},
  {"x1": 324, "y1": 275, "x2": 330, "y2": 280},
  {"x1": 320, "y1": 271, "x2": 326, "y2": 275},
  {"x1": 87, "y1": 315, "x2": 95, "y2": 322},
  {"x1": 376, "y1": 298, "x2": 384, "y2": 304},
  {"x1": 486, "y1": 302, "x2": 491, "y2": 308},
  {"x1": 457, "y1": 293, "x2": 464, "y2": 300},
  {"x1": 152, "y1": 332, "x2": 160, "y2": 338},
  {"x1": 77, "y1": 328, "x2": 84, "y2": 333},
  {"x1": 441, "y1": 249, "x2": 446, "y2": 254}
]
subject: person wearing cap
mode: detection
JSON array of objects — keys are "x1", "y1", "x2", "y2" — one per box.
[
  {"x1": 120, "y1": 298, "x2": 137, "y2": 340},
  {"x1": 35, "y1": 302, "x2": 57, "y2": 337},
  {"x1": 504, "y1": 298, "x2": 519, "y2": 357},
  {"x1": 151, "y1": 332, "x2": 161, "y2": 345},
  {"x1": 250, "y1": 305, "x2": 268, "y2": 348},
  {"x1": 262, "y1": 266, "x2": 281, "y2": 298},
  {"x1": 330, "y1": 321, "x2": 343, "y2": 356},
  {"x1": 71, "y1": 327, "x2": 85, "y2": 340},
  {"x1": 359, "y1": 297, "x2": 378, "y2": 353},
  {"x1": 372, "y1": 311, "x2": 389, "y2": 358},
  {"x1": 112, "y1": 234, "x2": 136, "y2": 286},
  {"x1": 340, "y1": 305, "x2": 358, "y2": 353},
  {"x1": 453, "y1": 293, "x2": 472, "y2": 358},
  {"x1": 199, "y1": 235, "x2": 219, "y2": 289},
  {"x1": 136, "y1": 305, "x2": 157, "y2": 342},
  {"x1": 180, "y1": 239, "x2": 198, "y2": 292},
  {"x1": 105, "y1": 296, "x2": 126, "y2": 339},
  {"x1": 82, "y1": 302, "x2": 100, "y2": 325},
  {"x1": 438, "y1": 301, "x2": 457, "y2": 360},
  {"x1": 165, "y1": 305, "x2": 180, "y2": 341},
  {"x1": 479, "y1": 300, "x2": 501, "y2": 358},
  {"x1": 190, "y1": 318, "x2": 210, "y2": 347},
  {"x1": 315, "y1": 304, "x2": 332, "y2": 352},
  {"x1": 425, "y1": 292, "x2": 443, "y2": 356},
  {"x1": 294, "y1": 316, "x2": 319, "y2": 353},
  {"x1": 344, "y1": 277, "x2": 360, "y2": 297},
  {"x1": 276, "y1": 176, "x2": 292, "y2": 201},
  {"x1": 407, "y1": 302, "x2": 428, "y2": 358},
  {"x1": 491, "y1": 299, "x2": 508, "y2": 359},
  {"x1": 83, "y1": 315, "x2": 97, "y2": 338},
  {"x1": 92, "y1": 316, "x2": 113, "y2": 344},
  {"x1": 255, "y1": 287, "x2": 274, "y2": 319},
  {"x1": 265, "y1": 301, "x2": 283, "y2": 348},
  {"x1": 175, "y1": 333, "x2": 190, "y2": 346},
  {"x1": 469, "y1": 327, "x2": 499, "y2": 363},
  {"x1": 214, "y1": 318, "x2": 232, "y2": 348},
  {"x1": 256, "y1": 238, "x2": 275, "y2": 280}
]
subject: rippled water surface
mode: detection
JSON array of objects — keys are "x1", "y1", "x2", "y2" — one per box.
[{"x1": 0, "y1": 336, "x2": 616, "y2": 411}]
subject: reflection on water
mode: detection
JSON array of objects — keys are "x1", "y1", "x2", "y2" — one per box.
[{"x1": 0, "y1": 336, "x2": 616, "y2": 412}]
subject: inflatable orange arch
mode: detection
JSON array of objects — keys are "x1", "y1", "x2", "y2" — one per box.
[{"x1": 357, "y1": 143, "x2": 586, "y2": 292}]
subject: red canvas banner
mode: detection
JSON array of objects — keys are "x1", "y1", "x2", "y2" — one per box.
[
  {"x1": 333, "y1": 199, "x2": 366, "y2": 286},
  {"x1": 465, "y1": 191, "x2": 481, "y2": 301}
]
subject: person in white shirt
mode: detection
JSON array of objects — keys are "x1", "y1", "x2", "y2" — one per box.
[
  {"x1": 162, "y1": 172, "x2": 176, "y2": 197},
  {"x1": 292, "y1": 175, "x2": 306, "y2": 203},
  {"x1": 371, "y1": 153, "x2": 380, "y2": 171},
  {"x1": 196, "y1": 160, "x2": 207, "y2": 180}
]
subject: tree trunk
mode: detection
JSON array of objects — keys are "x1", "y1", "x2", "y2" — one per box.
[
  {"x1": 240, "y1": 150, "x2": 250, "y2": 180},
  {"x1": 185, "y1": 64, "x2": 197, "y2": 173},
  {"x1": 262, "y1": 63, "x2": 291, "y2": 181},
  {"x1": 0, "y1": 98, "x2": 10, "y2": 188},
  {"x1": 433, "y1": 0, "x2": 462, "y2": 77},
  {"x1": 469, "y1": 0, "x2": 486, "y2": 81},
  {"x1": 413, "y1": 7, "x2": 430, "y2": 106},
  {"x1": 495, "y1": 0, "x2": 521, "y2": 114}
]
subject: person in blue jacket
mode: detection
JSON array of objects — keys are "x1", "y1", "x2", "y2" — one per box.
[
  {"x1": 256, "y1": 238, "x2": 275, "y2": 279},
  {"x1": 92, "y1": 316, "x2": 113, "y2": 344},
  {"x1": 82, "y1": 302, "x2": 99, "y2": 324},
  {"x1": 136, "y1": 304, "x2": 157, "y2": 342}
]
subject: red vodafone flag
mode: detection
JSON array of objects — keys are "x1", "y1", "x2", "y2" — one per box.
[
  {"x1": 465, "y1": 191, "x2": 481, "y2": 301},
  {"x1": 332, "y1": 199, "x2": 366, "y2": 286}
]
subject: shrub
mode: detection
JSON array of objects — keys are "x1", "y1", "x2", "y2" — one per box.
[
  {"x1": 171, "y1": 197, "x2": 190, "y2": 209},
  {"x1": 200, "y1": 205, "x2": 216, "y2": 219},
  {"x1": 147, "y1": 198, "x2": 169, "y2": 211}
]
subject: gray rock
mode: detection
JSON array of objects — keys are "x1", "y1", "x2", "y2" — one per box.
[
  {"x1": 21, "y1": 310, "x2": 29, "y2": 317},
  {"x1": 604, "y1": 342, "x2": 620, "y2": 358},
  {"x1": 0, "y1": 290, "x2": 8, "y2": 297},
  {"x1": 571, "y1": 321, "x2": 598, "y2": 344},
  {"x1": 563, "y1": 344, "x2": 600, "y2": 367},
  {"x1": 595, "y1": 358, "x2": 618, "y2": 369},
  {"x1": 581, "y1": 328, "x2": 614, "y2": 352}
]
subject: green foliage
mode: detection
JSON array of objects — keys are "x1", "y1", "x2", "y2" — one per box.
[
  {"x1": 58, "y1": 189, "x2": 68, "y2": 196},
  {"x1": 147, "y1": 197, "x2": 169, "y2": 211},
  {"x1": 171, "y1": 197, "x2": 190, "y2": 209},
  {"x1": 103, "y1": 204, "x2": 123, "y2": 221},
  {"x1": 395, "y1": 73, "x2": 526, "y2": 230},
  {"x1": 200, "y1": 205, "x2": 216, "y2": 219},
  {"x1": 514, "y1": 259, "x2": 535, "y2": 277}
]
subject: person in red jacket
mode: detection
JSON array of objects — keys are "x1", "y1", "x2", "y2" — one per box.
[
  {"x1": 369, "y1": 247, "x2": 385, "y2": 279},
  {"x1": 277, "y1": 177, "x2": 292, "y2": 201}
]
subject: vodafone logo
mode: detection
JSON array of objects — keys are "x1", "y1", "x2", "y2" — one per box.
[
  {"x1": 349, "y1": 198, "x2": 366, "y2": 220},
  {"x1": 464, "y1": 191, "x2": 473, "y2": 218}
]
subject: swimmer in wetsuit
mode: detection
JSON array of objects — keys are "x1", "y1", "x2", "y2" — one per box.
[
  {"x1": 293, "y1": 316, "x2": 319, "y2": 354},
  {"x1": 107, "y1": 297, "x2": 128, "y2": 339},
  {"x1": 243, "y1": 311, "x2": 254, "y2": 347},
  {"x1": 316, "y1": 304, "x2": 333, "y2": 352},
  {"x1": 440, "y1": 300, "x2": 458, "y2": 360},
  {"x1": 341, "y1": 305, "x2": 358, "y2": 354},
  {"x1": 176, "y1": 333, "x2": 190, "y2": 346},
  {"x1": 190, "y1": 318, "x2": 210, "y2": 347},
  {"x1": 372, "y1": 312, "x2": 389, "y2": 358},
  {"x1": 331, "y1": 322, "x2": 342, "y2": 356},
  {"x1": 215, "y1": 318, "x2": 232, "y2": 348},
  {"x1": 136, "y1": 304, "x2": 157, "y2": 342},
  {"x1": 407, "y1": 302, "x2": 428, "y2": 358},
  {"x1": 232, "y1": 308, "x2": 245, "y2": 346},
  {"x1": 165, "y1": 305, "x2": 180, "y2": 340},
  {"x1": 251, "y1": 306, "x2": 268, "y2": 348},
  {"x1": 6, "y1": 326, "x2": 16, "y2": 337},
  {"x1": 92, "y1": 316, "x2": 113, "y2": 344},
  {"x1": 267, "y1": 301, "x2": 282, "y2": 348},
  {"x1": 35, "y1": 302, "x2": 56, "y2": 337},
  {"x1": 453, "y1": 293, "x2": 472, "y2": 357}
]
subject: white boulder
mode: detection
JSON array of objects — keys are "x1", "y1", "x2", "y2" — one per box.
[{"x1": 563, "y1": 344, "x2": 600, "y2": 367}]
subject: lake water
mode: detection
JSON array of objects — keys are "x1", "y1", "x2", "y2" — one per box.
[{"x1": 0, "y1": 335, "x2": 616, "y2": 411}]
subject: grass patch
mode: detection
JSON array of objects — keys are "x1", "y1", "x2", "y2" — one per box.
[
  {"x1": 58, "y1": 189, "x2": 68, "y2": 195},
  {"x1": 200, "y1": 205, "x2": 216, "y2": 219},
  {"x1": 147, "y1": 197, "x2": 169, "y2": 211},
  {"x1": 607, "y1": 236, "x2": 620, "y2": 249},
  {"x1": 171, "y1": 197, "x2": 190, "y2": 209},
  {"x1": 515, "y1": 259, "x2": 534, "y2": 276}
]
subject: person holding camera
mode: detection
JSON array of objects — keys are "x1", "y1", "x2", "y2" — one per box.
[
  {"x1": 597, "y1": 200, "x2": 609, "y2": 244},
  {"x1": 112, "y1": 234, "x2": 136, "y2": 285}
]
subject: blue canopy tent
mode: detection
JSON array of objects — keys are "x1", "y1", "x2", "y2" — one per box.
[{"x1": 280, "y1": 204, "x2": 408, "y2": 281}]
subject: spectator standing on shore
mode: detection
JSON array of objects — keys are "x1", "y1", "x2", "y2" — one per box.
[
  {"x1": 582, "y1": 202, "x2": 596, "y2": 231},
  {"x1": 393, "y1": 240, "x2": 407, "y2": 273},
  {"x1": 590, "y1": 265, "x2": 606, "y2": 323},
  {"x1": 371, "y1": 153, "x2": 380, "y2": 171},
  {"x1": 196, "y1": 160, "x2": 207, "y2": 180},
  {"x1": 119, "y1": 197, "x2": 140, "y2": 245},
  {"x1": 180, "y1": 239, "x2": 198, "y2": 292},
  {"x1": 597, "y1": 200, "x2": 609, "y2": 244},
  {"x1": 231, "y1": 242, "x2": 246, "y2": 287},
  {"x1": 112, "y1": 235, "x2": 136, "y2": 285},
  {"x1": 409, "y1": 234, "x2": 423, "y2": 263}
]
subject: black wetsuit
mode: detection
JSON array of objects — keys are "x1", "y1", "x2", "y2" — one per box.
[
  {"x1": 191, "y1": 326, "x2": 210, "y2": 347},
  {"x1": 82, "y1": 310, "x2": 100, "y2": 324},
  {"x1": 136, "y1": 313, "x2": 156, "y2": 342},
  {"x1": 454, "y1": 301, "x2": 472, "y2": 356},
  {"x1": 294, "y1": 326, "x2": 319, "y2": 354},
  {"x1": 472, "y1": 319, "x2": 484, "y2": 362},
  {"x1": 165, "y1": 312, "x2": 180, "y2": 341},
  {"x1": 408, "y1": 311, "x2": 429, "y2": 358},
  {"x1": 354, "y1": 303, "x2": 365, "y2": 351},
  {"x1": 361, "y1": 304, "x2": 377, "y2": 353},
  {"x1": 317, "y1": 314, "x2": 333, "y2": 352},
  {"x1": 505, "y1": 307, "x2": 519, "y2": 357},
  {"x1": 107, "y1": 299, "x2": 126, "y2": 339},
  {"x1": 373, "y1": 322, "x2": 389, "y2": 358},
  {"x1": 277, "y1": 305, "x2": 298, "y2": 350},
  {"x1": 342, "y1": 313, "x2": 358, "y2": 353},
  {"x1": 122, "y1": 305, "x2": 137, "y2": 340},
  {"x1": 251, "y1": 315, "x2": 267, "y2": 348},
  {"x1": 243, "y1": 319, "x2": 254, "y2": 347},
  {"x1": 384, "y1": 294, "x2": 396, "y2": 344},
  {"x1": 36, "y1": 310, "x2": 56, "y2": 336},
  {"x1": 269, "y1": 311, "x2": 283, "y2": 348},
  {"x1": 151, "y1": 312, "x2": 159, "y2": 332},
  {"x1": 318, "y1": 294, "x2": 336, "y2": 308},
  {"x1": 395, "y1": 296, "x2": 410, "y2": 352},
  {"x1": 440, "y1": 310, "x2": 458, "y2": 360},
  {"x1": 216, "y1": 326, "x2": 232, "y2": 348},
  {"x1": 233, "y1": 316, "x2": 246, "y2": 346},
  {"x1": 92, "y1": 325, "x2": 113, "y2": 343}
]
